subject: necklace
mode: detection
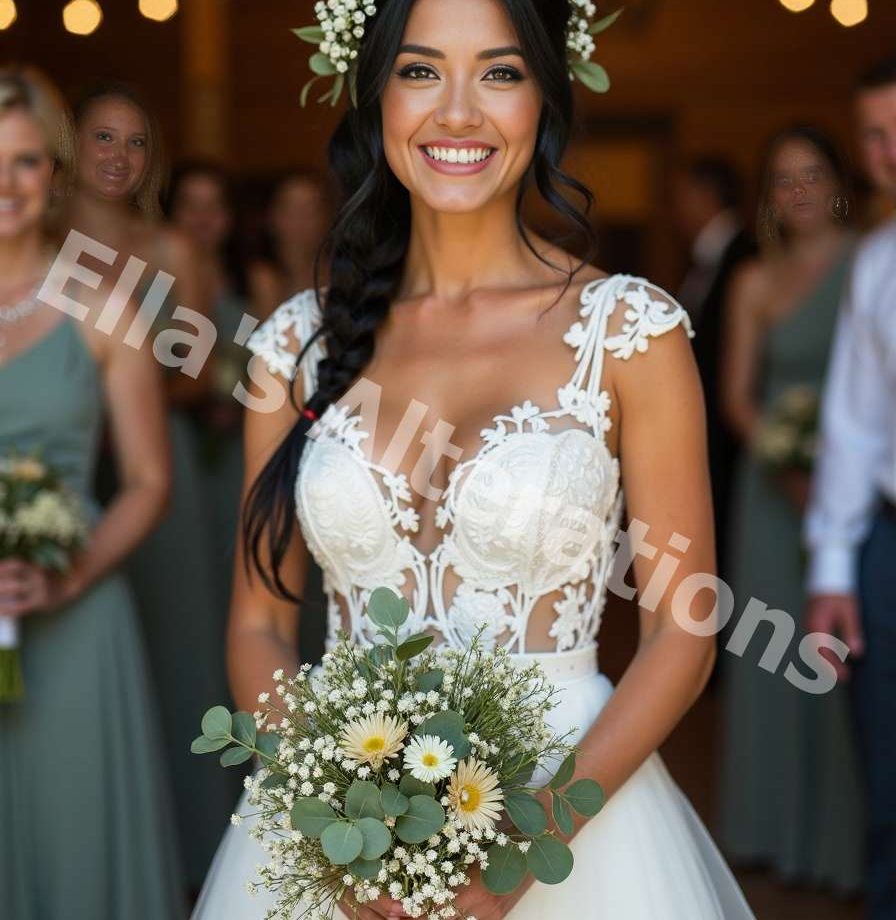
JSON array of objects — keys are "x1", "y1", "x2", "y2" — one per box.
[{"x1": 0, "y1": 259, "x2": 53, "y2": 357}]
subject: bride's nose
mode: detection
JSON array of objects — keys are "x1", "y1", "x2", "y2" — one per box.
[{"x1": 433, "y1": 79, "x2": 484, "y2": 132}]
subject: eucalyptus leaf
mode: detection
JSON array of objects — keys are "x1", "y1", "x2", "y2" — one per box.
[
  {"x1": 482, "y1": 843, "x2": 527, "y2": 895},
  {"x1": 231, "y1": 712, "x2": 257, "y2": 748},
  {"x1": 291, "y1": 797, "x2": 339, "y2": 838},
  {"x1": 261, "y1": 772, "x2": 287, "y2": 791},
  {"x1": 588, "y1": 8, "x2": 623, "y2": 35},
  {"x1": 321, "y1": 821, "x2": 364, "y2": 865},
  {"x1": 570, "y1": 60, "x2": 610, "y2": 94},
  {"x1": 366, "y1": 586, "x2": 410, "y2": 632},
  {"x1": 256, "y1": 731, "x2": 281, "y2": 762},
  {"x1": 415, "y1": 711, "x2": 470, "y2": 760},
  {"x1": 356, "y1": 817, "x2": 392, "y2": 859},
  {"x1": 190, "y1": 734, "x2": 229, "y2": 754},
  {"x1": 395, "y1": 795, "x2": 445, "y2": 845},
  {"x1": 552, "y1": 794, "x2": 574, "y2": 836},
  {"x1": 201, "y1": 706, "x2": 232, "y2": 740},
  {"x1": 526, "y1": 834, "x2": 574, "y2": 884},
  {"x1": 348, "y1": 856, "x2": 383, "y2": 880},
  {"x1": 564, "y1": 779, "x2": 605, "y2": 817},
  {"x1": 549, "y1": 752, "x2": 576, "y2": 790},
  {"x1": 396, "y1": 633, "x2": 434, "y2": 661},
  {"x1": 345, "y1": 781, "x2": 385, "y2": 820},
  {"x1": 292, "y1": 25, "x2": 326, "y2": 43},
  {"x1": 309, "y1": 52, "x2": 337, "y2": 76},
  {"x1": 380, "y1": 783, "x2": 410, "y2": 817},
  {"x1": 398, "y1": 774, "x2": 437, "y2": 799},
  {"x1": 220, "y1": 746, "x2": 254, "y2": 768},
  {"x1": 505, "y1": 792, "x2": 548, "y2": 836},
  {"x1": 414, "y1": 669, "x2": 444, "y2": 692}
]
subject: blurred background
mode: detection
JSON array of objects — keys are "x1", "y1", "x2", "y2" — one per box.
[{"x1": 2, "y1": 2, "x2": 893, "y2": 918}]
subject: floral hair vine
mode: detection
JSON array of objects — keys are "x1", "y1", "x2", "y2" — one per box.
[{"x1": 293, "y1": 1, "x2": 623, "y2": 108}]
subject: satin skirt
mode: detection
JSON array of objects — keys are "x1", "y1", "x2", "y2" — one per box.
[{"x1": 193, "y1": 646, "x2": 755, "y2": 919}]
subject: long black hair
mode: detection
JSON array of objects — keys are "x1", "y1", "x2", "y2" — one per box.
[{"x1": 243, "y1": 0, "x2": 598, "y2": 601}]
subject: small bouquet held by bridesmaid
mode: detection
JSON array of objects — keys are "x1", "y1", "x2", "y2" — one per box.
[
  {"x1": 754, "y1": 384, "x2": 820, "y2": 473},
  {"x1": 0, "y1": 452, "x2": 89, "y2": 701},
  {"x1": 193, "y1": 587, "x2": 605, "y2": 919}
]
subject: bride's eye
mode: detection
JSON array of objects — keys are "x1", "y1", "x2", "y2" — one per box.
[
  {"x1": 484, "y1": 65, "x2": 523, "y2": 83},
  {"x1": 397, "y1": 63, "x2": 437, "y2": 81}
]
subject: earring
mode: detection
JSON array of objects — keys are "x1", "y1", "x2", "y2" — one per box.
[{"x1": 831, "y1": 195, "x2": 849, "y2": 222}]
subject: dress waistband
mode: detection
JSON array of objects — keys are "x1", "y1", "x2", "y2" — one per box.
[{"x1": 509, "y1": 644, "x2": 599, "y2": 681}]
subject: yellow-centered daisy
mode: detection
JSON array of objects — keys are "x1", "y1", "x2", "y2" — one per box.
[
  {"x1": 447, "y1": 758, "x2": 504, "y2": 833},
  {"x1": 339, "y1": 713, "x2": 407, "y2": 768},
  {"x1": 403, "y1": 735, "x2": 457, "y2": 783}
]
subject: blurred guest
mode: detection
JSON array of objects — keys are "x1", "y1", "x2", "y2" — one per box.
[
  {"x1": 719, "y1": 126, "x2": 864, "y2": 893},
  {"x1": 806, "y1": 55, "x2": 896, "y2": 919},
  {"x1": 66, "y1": 82, "x2": 233, "y2": 894},
  {"x1": 166, "y1": 160, "x2": 252, "y2": 681},
  {"x1": 0, "y1": 66, "x2": 184, "y2": 918},
  {"x1": 673, "y1": 156, "x2": 754, "y2": 579},
  {"x1": 248, "y1": 169, "x2": 332, "y2": 318}
]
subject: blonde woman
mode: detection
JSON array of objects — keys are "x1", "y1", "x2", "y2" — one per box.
[
  {"x1": 0, "y1": 66, "x2": 184, "y2": 918},
  {"x1": 66, "y1": 82, "x2": 235, "y2": 894}
]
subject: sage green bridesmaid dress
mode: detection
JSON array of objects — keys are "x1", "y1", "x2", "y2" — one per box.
[
  {"x1": 124, "y1": 287, "x2": 237, "y2": 892},
  {"x1": 0, "y1": 316, "x2": 186, "y2": 919},
  {"x1": 719, "y1": 246, "x2": 866, "y2": 893}
]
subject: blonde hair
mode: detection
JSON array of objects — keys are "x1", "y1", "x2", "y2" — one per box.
[
  {"x1": 0, "y1": 65, "x2": 77, "y2": 222},
  {"x1": 74, "y1": 81, "x2": 166, "y2": 220}
]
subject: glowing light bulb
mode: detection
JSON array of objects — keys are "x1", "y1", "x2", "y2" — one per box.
[
  {"x1": 778, "y1": 0, "x2": 816, "y2": 11},
  {"x1": 830, "y1": 0, "x2": 868, "y2": 26},
  {"x1": 0, "y1": 0, "x2": 17, "y2": 30},
  {"x1": 62, "y1": 0, "x2": 103, "y2": 35},
  {"x1": 138, "y1": 0, "x2": 178, "y2": 22}
]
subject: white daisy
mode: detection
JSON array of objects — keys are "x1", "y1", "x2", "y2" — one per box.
[
  {"x1": 447, "y1": 759, "x2": 504, "y2": 833},
  {"x1": 403, "y1": 735, "x2": 457, "y2": 783},
  {"x1": 339, "y1": 713, "x2": 408, "y2": 768}
]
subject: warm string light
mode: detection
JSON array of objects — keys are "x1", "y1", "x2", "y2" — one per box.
[
  {"x1": 62, "y1": 0, "x2": 103, "y2": 35},
  {"x1": 830, "y1": 0, "x2": 868, "y2": 26},
  {"x1": 0, "y1": 0, "x2": 16, "y2": 30},
  {"x1": 138, "y1": 0, "x2": 178, "y2": 22},
  {"x1": 778, "y1": 0, "x2": 869, "y2": 25}
]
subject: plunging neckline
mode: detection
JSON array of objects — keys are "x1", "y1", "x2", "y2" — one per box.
[{"x1": 299, "y1": 275, "x2": 625, "y2": 563}]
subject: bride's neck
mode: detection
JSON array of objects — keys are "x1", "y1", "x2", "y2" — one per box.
[{"x1": 400, "y1": 196, "x2": 541, "y2": 301}]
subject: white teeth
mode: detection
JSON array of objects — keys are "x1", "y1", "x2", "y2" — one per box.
[{"x1": 424, "y1": 146, "x2": 494, "y2": 164}]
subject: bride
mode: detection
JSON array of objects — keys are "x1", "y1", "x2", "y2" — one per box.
[{"x1": 195, "y1": 0, "x2": 755, "y2": 917}]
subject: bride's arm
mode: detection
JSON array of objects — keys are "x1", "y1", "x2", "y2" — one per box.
[
  {"x1": 226, "y1": 375, "x2": 309, "y2": 714},
  {"x1": 570, "y1": 320, "x2": 717, "y2": 810}
]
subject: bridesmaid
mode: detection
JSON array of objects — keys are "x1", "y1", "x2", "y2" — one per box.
[
  {"x1": 0, "y1": 66, "x2": 185, "y2": 918},
  {"x1": 166, "y1": 160, "x2": 252, "y2": 693},
  {"x1": 65, "y1": 82, "x2": 234, "y2": 894},
  {"x1": 719, "y1": 126, "x2": 865, "y2": 893}
]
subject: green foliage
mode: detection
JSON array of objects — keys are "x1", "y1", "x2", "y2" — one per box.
[
  {"x1": 552, "y1": 794, "x2": 575, "y2": 836},
  {"x1": 321, "y1": 822, "x2": 364, "y2": 865},
  {"x1": 380, "y1": 783, "x2": 410, "y2": 817},
  {"x1": 414, "y1": 669, "x2": 444, "y2": 692},
  {"x1": 201, "y1": 706, "x2": 232, "y2": 740},
  {"x1": 290, "y1": 798, "x2": 338, "y2": 839},
  {"x1": 395, "y1": 795, "x2": 445, "y2": 845},
  {"x1": 549, "y1": 752, "x2": 576, "y2": 790},
  {"x1": 190, "y1": 734, "x2": 229, "y2": 754},
  {"x1": 570, "y1": 60, "x2": 610, "y2": 93},
  {"x1": 220, "y1": 746, "x2": 254, "y2": 768},
  {"x1": 355, "y1": 817, "x2": 392, "y2": 860},
  {"x1": 345, "y1": 781, "x2": 385, "y2": 821},
  {"x1": 482, "y1": 844, "x2": 528, "y2": 895},
  {"x1": 396, "y1": 633, "x2": 434, "y2": 661},
  {"x1": 589, "y1": 8, "x2": 623, "y2": 35},
  {"x1": 564, "y1": 779, "x2": 605, "y2": 817},
  {"x1": 398, "y1": 774, "x2": 436, "y2": 799},
  {"x1": 526, "y1": 834, "x2": 574, "y2": 884},
  {"x1": 309, "y1": 52, "x2": 337, "y2": 76},
  {"x1": 414, "y1": 710, "x2": 470, "y2": 759},
  {"x1": 231, "y1": 712, "x2": 257, "y2": 748},
  {"x1": 291, "y1": 25, "x2": 325, "y2": 43},
  {"x1": 505, "y1": 792, "x2": 548, "y2": 836},
  {"x1": 348, "y1": 856, "x2": 383, "y2": 880}
]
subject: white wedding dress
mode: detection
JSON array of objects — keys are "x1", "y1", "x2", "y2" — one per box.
[{"x1": 193, "y1": 275, "x2": 755, "y2": 919}]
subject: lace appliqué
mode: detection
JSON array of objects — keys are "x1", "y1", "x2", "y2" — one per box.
[{"x1": 245, "y1": 288, "x2": 325, "y2": 395}]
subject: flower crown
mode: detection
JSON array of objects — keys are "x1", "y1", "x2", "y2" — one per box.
[{"x1": 293, "y1": 1, "x2": 622, "y2": 108}]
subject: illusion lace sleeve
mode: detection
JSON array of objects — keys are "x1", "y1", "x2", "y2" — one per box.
[
  {"x1": 602, "y1": 277, "x2": 694, "y2": 361},
  {"x1": 245, "y1": 287, "x2": 326, "y2": 396}
]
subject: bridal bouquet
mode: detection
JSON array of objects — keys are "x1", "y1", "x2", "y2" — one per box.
[
  {"x1": 193, "y1": 588, "x2": 605, "y2": 919},
  {"x1": 754, "y1": 385, "x2": 820, "y2": 473},
  {"x1": 0, "y1": 452, "x2": 89, "y2": 701}
]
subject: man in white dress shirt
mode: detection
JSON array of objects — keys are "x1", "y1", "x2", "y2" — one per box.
[{"x1": 805, "y1": 55, "x2": 896, "y2": 919}]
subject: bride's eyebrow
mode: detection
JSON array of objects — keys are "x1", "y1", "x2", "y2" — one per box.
[{"x1": 397, "y1": 44, "x2": 524, "y2": 60}]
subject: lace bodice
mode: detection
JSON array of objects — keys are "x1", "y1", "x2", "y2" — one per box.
[{"x1": 247, "y1": 275, "x2": 693, "y2": 655}]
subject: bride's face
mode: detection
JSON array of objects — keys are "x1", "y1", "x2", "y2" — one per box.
[{"x1": 381, "y1": 0, "x2": 542, "y2": 214}]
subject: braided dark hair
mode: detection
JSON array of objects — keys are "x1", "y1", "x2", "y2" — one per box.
[{"x1": 243, "y1": 0, "x2": 599, "y2": 601}]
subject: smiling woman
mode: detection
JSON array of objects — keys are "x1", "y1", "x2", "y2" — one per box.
[{"x1": 195, "y1": 2, "x2": 756, "y2": 919}]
